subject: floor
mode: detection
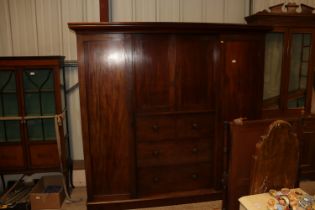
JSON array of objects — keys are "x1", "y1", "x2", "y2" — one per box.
[
  {"x1": 60, "y1": 187, "x2": 222, "y2": 210},
  {"x1": 61, "y1": 181, "x2": 315, "y2": 210}
]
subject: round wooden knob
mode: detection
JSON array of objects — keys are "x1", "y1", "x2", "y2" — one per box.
[
  {"x1": 191, "y1": 174, "x2": 198, "y2": 180},
  {"x1": 192, "y1": 147, "x2": 198, "y2": 153},
  {"x1": 192, "y1": 123, "x2": 198, "y2": 129},
  {"x1": 152, "y1": 124, "x2": 160, "y2": 132},
  {"x1": 152, "y1": 150, "x2": 160, "y2": 157}
]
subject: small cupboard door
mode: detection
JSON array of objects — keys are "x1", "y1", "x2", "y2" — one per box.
[
  {"x1": 176, "y1": 35, "x2": 217, "y2": 111},
  {"x1": 134, "y1": 34, "x2": 176, "y2": 113},
  {"x1": 0, "y1": 70, "x2": 26, "y2": 170}
]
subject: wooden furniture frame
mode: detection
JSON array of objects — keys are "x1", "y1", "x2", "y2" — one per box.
[{"x1": 69, "y1": 22, "x2": 270, "y2": 209}]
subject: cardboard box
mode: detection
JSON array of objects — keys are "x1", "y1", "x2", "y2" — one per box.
[{"x1": 30, "y1": 175, "x2": 65, "y2": 210}]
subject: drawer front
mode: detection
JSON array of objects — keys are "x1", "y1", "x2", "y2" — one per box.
[
  {"x1": 0, "y1": 145, "x2": 25, "y2": 169},
  {"x1": 137, "y1": 139, "x2": 212, "y2": 167},
  {"x1": 137, "y1": 163, "x2": 212, "y2": 196},
  {"x1": 30, "y1": 144, "x2": 59, "y2": 168},
  {"x1": 177, "y1": 114, "x2": 214, "y2": 139},
  {"x1": 136, "y1": 116, "x2": 176, "y2": 141}
]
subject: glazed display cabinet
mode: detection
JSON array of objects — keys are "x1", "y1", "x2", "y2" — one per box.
[
  {"x1": 246, "y1": 2, "x2": 315, "y2": 180},
  {"x1": 0, "y1": 56, "x2": 69, "y2": 175}
]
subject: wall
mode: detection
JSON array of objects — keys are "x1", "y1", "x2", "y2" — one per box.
[
  {"x1": 111, "y1": 0, "x2": 250, "y2": 23},
  {"x1": 0, "y1": 0, "x2": 99, "y2": 59}
]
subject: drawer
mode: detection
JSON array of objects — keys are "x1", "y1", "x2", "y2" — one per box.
[
  {"x1": 137, "y1": 163, "x2": 212, "y2": 196},
  {"x1": 0, "y1": 145, "x2": 25, "y2": 169},
  {"x1": 177, "y1": 114, "x2": 214, "y2": 138},
  {"x1": 137, "y1": 139, "x2": 212, "y2": 167},
  {"x1": 136, "y1": 116, "x2": 176, "y2": 141},
  {"x1": 30, "y1": 144, "x2": 59, "y2": 168}
]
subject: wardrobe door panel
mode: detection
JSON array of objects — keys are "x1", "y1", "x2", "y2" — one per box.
[
  {"x1": 220, "y1": 35, "x2": 265, "y2": 120},
  {"x1": 82, "y1": 35, "x2": 133, "y2": 197},
  {"x1": 176, "y1": 35, "x2": 216, "y2": 111},
  {"x1": 134, "y1": 35, "x2": 175, "y2": 112}
]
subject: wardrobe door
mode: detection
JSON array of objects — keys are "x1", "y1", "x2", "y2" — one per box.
[
  {"x1": 79, "y1": 34, "x2": 134, "y2": 199},
  {"x1": 134, "y1": 35, "x2": 176, "y2": 113},
  {"x1": 220, "y1": 34, "x2": 265, "y2": 121},
  {"x1": 176, "y1": 35, "x2": 217, "y2": 111}
]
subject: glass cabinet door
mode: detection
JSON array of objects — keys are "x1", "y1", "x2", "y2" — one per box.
[
  {"x1": 288, "y1": 33, "x2": 312, "y2": 109},
  {"x1": 23, "y1": 69, "x2": 56, "y2": 141},
  {"x1": 0, "y1": 71, "x2": 20, "y2": 142},
  {"x1": 263, "y1": 32, "x2": 284, "y2": 110},
  {"x1": 263, "y1": 30, "x2": 313, "y2": 115}
]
